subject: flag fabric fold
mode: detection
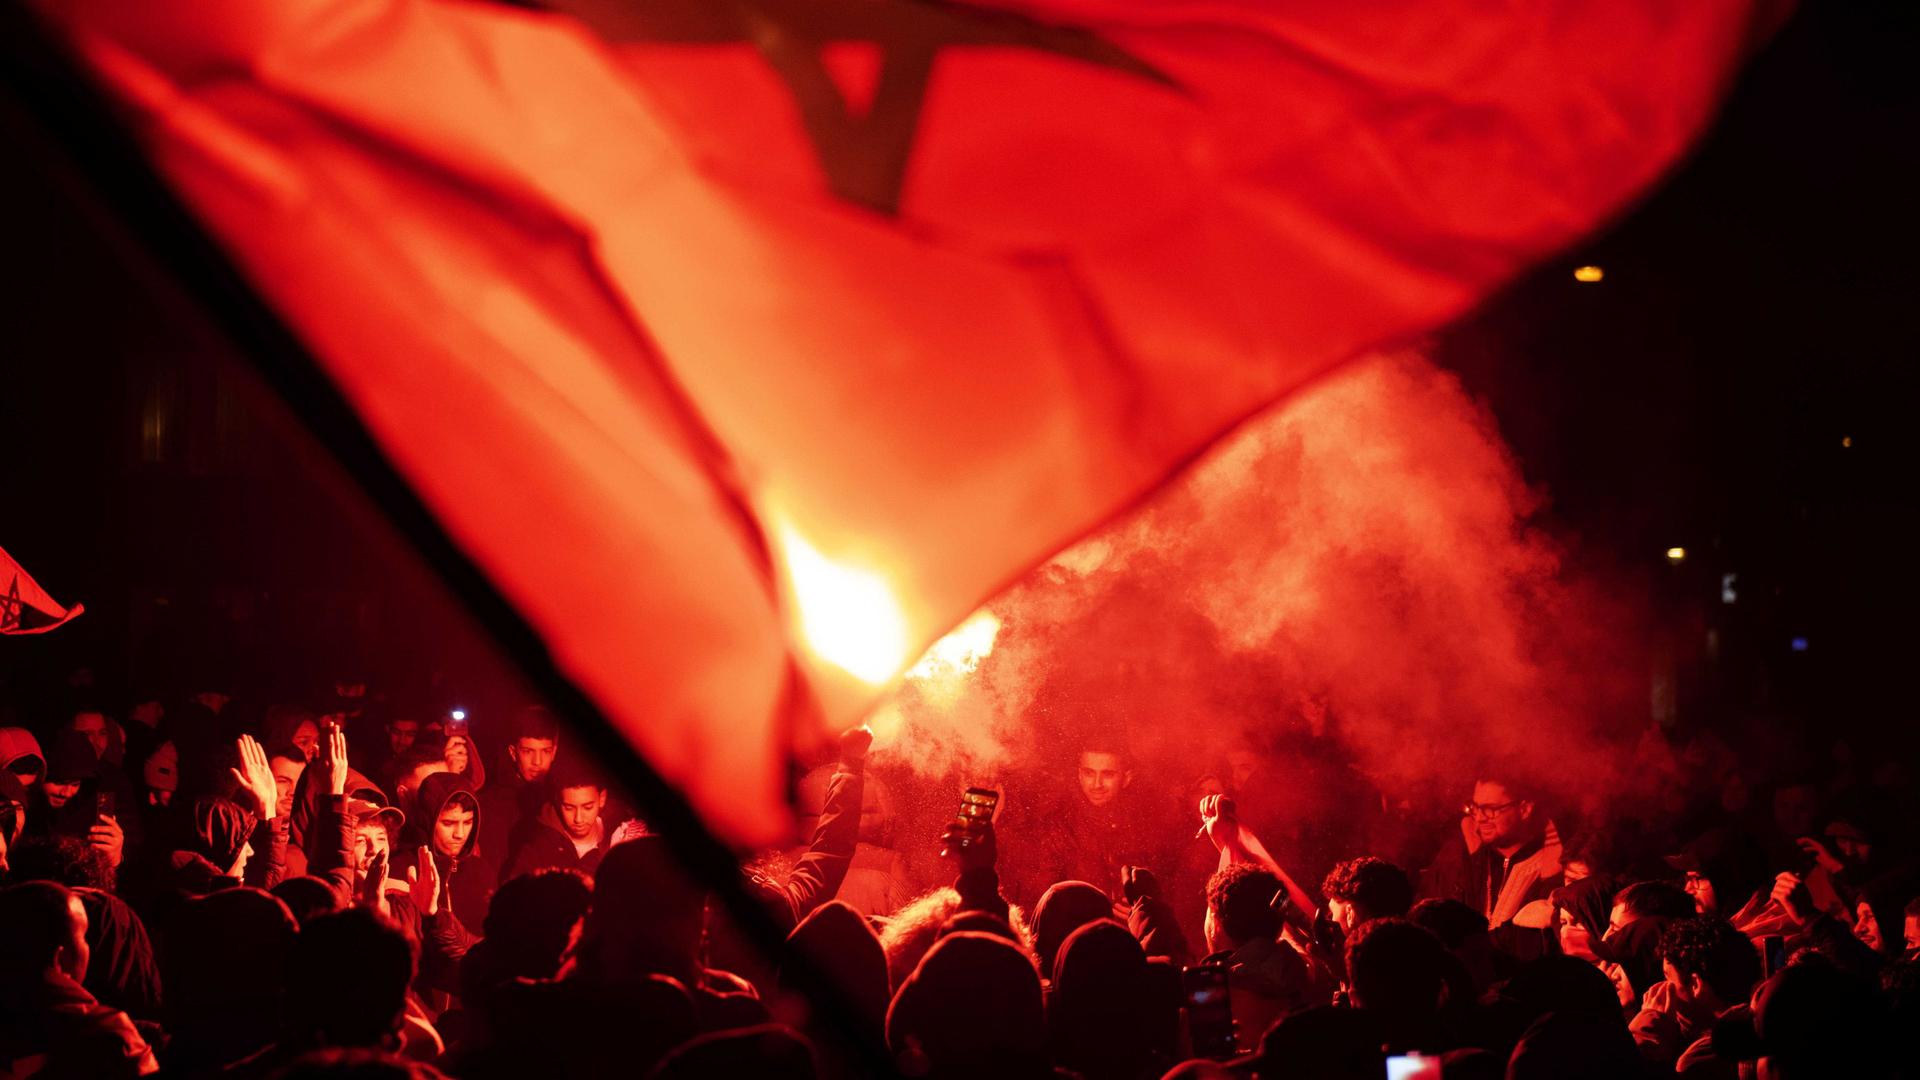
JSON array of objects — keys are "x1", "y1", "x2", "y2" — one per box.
[
  {"x1": 35, "y1": 0, "x2": 1781, "y2": 843},
  {"x1": 0, "y1": 545, "x2": 84, "y2": 635}
]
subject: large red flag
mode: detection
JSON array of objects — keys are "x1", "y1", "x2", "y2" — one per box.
[
  {"x1": 0, "y1": 545, "x2": 84, "y2": 635},
  {"x1": 36, "y1": 0, "x2": 1780, "y2": 843}
]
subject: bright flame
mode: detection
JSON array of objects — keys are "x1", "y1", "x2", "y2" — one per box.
[
  {"x1": 1573, "y1": 265, "x2": 1605, "y2": 283},
  {"x1": 869, "y1": 610, "x2": 1003, "y2": 745},
  {"x1": 1666, "y1": 546, "x2": 1687, "y2": 564},
  {"x1": 779, "y1": 524, "x2": 911, "y2": 685},
  {"x1": 907, "y1": 610, "x2": 1002, "y2": 684}
]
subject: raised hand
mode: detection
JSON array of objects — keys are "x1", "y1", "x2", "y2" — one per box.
[
  {"x1": 1197, "y1": 793, "x2": 1239, "y2": 850},
  {"x1": 1796, "y1": 836, "x2": 1844, "y2": 875},
  {"x1": 939, "y1": 819, "x2": 997, "y2": 874},
  {"x1": 358, "y1": 847, "x2": 390, "y2": 913},
  {"x1": 323, "y1": 723, "x2": 350, "y2": 796},
  {"x1": 1121, "y1": 865, "x2": 1162, "y2": 905},
  {"x1": 405, "y1": 846, "x2": 442, "y2": 916},
  {"x1": 229, "y1": 734, "x2": 278, "y2": 819},
  {"x1": 839, "y1": 724, "x2": 874, "y2": 769},
  {"x1": 1771, "y1": 871, "x2": 1815, "y2": 928}
]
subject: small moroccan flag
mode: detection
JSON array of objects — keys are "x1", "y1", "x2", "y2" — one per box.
[{"x1": 0, "y1": 545, "x2": 84, "y2": 635}]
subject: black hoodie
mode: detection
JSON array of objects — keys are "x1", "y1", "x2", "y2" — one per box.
[
  {"x1": 409, "y1": 771, "x2": 495, "y2": 931},
  {"x1": 403, "y1": 772, "x2": 490, "y2": 1001}
]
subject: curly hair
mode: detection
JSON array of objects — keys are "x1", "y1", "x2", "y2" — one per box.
[
  {"x1": 1659, "y1": 917, "x2": 1761, "y2": 1004},
  {"x1": 1206, "y1": 863, "x2": 1283, "y2": 944},
  {"x1": 1322, "y1": 857, "x2": 1413, "y2": 922},
  {"x1": 881, "y1": 887, "x2": 1034, "y2": 986}
]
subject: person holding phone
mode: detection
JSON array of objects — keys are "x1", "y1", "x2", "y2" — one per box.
[{"x1": 30, "y1": 731, "x2": 132, "y2": 869}]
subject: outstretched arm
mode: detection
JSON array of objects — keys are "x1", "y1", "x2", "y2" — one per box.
[
  {"x1": 769, "y1": 726, "x2": 871, "y2": 925},
  {"x1": 943, "y1": 819, "x2": 1010, "y2": 922},
  {"x1": 1199, "y1": 795, "x2": 1315, "y2": 930},
  {"x1": 231, "y1": 735, "x2": 287, "y2": 887},
  {"x1": 309, "y1": 724, "x2": 357, "y2": 903}
]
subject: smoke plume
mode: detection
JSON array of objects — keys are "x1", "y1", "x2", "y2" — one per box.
[{"x1": 869, "y1": 352, "x2": 1648, "y2": 818}]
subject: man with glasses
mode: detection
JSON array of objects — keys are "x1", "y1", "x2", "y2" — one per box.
[{"x1": 1426, "y1": 773, "x2": 1562, "y2": 928}]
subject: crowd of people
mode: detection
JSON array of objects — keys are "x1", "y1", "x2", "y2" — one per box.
[{"x1": 1, "y1": 680, "x2": 1915, "y2": 1079}]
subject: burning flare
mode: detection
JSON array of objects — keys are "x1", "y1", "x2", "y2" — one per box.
[{"x1": 778, "y1": 522, "x2": 911, "y2": 685}]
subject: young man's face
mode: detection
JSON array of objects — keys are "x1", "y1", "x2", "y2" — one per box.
[
  {"x1": 352, "y1": 823, "x2": 392, "y2": 877},
  {"x1": 291, "y1": 721, "x2": 320, "y2": 761},
  {"x1": 1607, "y1": 901, "x2": 1634, "y2": 938},
  {"x1": 270, "y1": 756, "x2": 305, "y2": 818},
  {"x1": 1903, "y1": 913, "x2": 1920, "y2": 953},
  {"x1": 433, "y1": 803, "x2": 475, "y2": 857},
  {"x1": 1557, "y1": 907, "x2": 1595, "y2": 959},
  {"x1": 557, "y1": 785, "x2": 605, "y2": 840},
  {"x1": 386, "y1": 719, "x2": 419, "y2": 756},
  {"x1": 1855, "y1": 902, "x2": 1884, "y2": 953},
  {"x1": 1226, "y1": 749, "x2": 1260, "y2": 790},
  {"x1": 509, "y1": 737, "x2": 558, "y2": 784},
  {"x1": 1077, "y1": 751, "x2": 1131, "y2": 808},
  {"x1": 1662, "y1": 959, "x2": 1704, "y2": 1005},
  {"x1": 1834, "y1": 835, "x2": 1871, "y2": 865},
  {"x1": 1684, "y1": 871, "x2": 1718, "y2": 916},
  {"x1": 43, "y1": 779, "x2": 82, "y2": 809},
  {"x1": 1328, "y1": 896, "x2": 1358, "y2": 933},
  {"x1": 1466, "y1": 781, "x2": 1532, "y2": 847},
  {"x1": 71, "y1": 713, "x2": 110, "y2": 759}
]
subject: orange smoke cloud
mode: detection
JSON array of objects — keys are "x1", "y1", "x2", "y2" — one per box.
[{"x1": 872, "y1": 352, "x2": 1646, "y2": 815}]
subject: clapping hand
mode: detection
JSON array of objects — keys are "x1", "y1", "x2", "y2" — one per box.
[
  {"x1": 358, "y1": 847, "x2": 390, "y2": 913},
  {"x1": 405, "y1": 846, "x2": 442, "y2": 916}
]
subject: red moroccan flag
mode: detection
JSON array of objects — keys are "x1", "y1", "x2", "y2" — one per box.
[
  {"x1": 36, "y1": 0, "x2": 1781, "y2": 843},
  {"x1": 0, "y1": 545, "x2": 84, "y2": 636}
]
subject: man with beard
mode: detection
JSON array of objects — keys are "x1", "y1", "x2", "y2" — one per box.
[
  {"x1": 1030, "y1": 739, "x2": 1171, "y2": 904},
  {"x1": 1425, "y1": 771, "x2": 1562, "y2": 928}
]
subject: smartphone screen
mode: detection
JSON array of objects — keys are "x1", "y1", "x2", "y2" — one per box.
[
  {"x1": 96, "y1": 790, "x2": 116, "y2": 818},
  {"x1": 1387, "y1": 1053, "x2": 1443, "y2": 1080},
  {"x1": 1763, "y1": 934, "x2": 1788, "y2": 976},
  {"x1": 955, "y1": 787, "x2": 998, "y2": 847},
  {"x1": 1182, "y1": 963, "x2": 1235, "y2": 1060}
]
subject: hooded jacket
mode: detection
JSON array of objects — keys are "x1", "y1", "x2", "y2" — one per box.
[
  {"x1": 0, "y1": 727, "x2": 45, "y2": 785},
  {"x1": 886, "y1": 931, "x2": 1054, "y2": 1080},
  {"x1": 32, "y1": 730, "x2": 139, "y2": 848},
  {"x1": 409, "y1": 771, "x2": 495, "y2": 932},
  {"x1": 403, "y1": 774, "x2": 490, "y2": 1001}
]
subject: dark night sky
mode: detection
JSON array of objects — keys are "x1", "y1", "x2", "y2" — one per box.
[{"x1": 1, "y1": 2, "x2": 1915, "y2": 731}]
